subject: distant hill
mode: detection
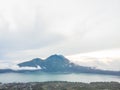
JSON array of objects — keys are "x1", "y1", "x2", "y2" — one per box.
[
  {"x1": 18, "y1": 54, "x2": 71, "y2": 72},
  {"x1": 17, "y1": 54, "x2": 120, "y2": 75},
  {"x1": 0, "y1": 54, "x2": 120, "y2": 75}
]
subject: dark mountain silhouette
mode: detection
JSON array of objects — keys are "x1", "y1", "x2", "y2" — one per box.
[
  {"x1": 18, "y1": 54, "x2": 72, "y2": 72},
  {"x1": 0, "y1": 54, "x2": 120, "y2": 75},
  {"x1": 18, "y1": 58, "x2": 44, "y2": 68},
  {"x1": 17, "y1": 54, "x2": 120, "y2": 75}
]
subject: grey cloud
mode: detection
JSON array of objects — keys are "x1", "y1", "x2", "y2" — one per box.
[
  {"x1": 0, "y1": 0, "x2": 120, "y2": 60},
  {"x1": 0, "y1": 1, "x2": 65, "y2": 52}
]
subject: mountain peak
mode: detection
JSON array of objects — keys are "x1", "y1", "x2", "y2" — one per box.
[
  {"x1": 31, "y1": 58, "x2": 43, "y2": 62},
  {"x1": 46, "y1": 54, "x2": 65, "y2": 60},
  {"x1": 18, "y1": 58, "x2": 43, "y2": 68}
]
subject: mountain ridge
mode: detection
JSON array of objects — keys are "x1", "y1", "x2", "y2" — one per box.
[{"x1": 0, "y1": 54, "x2": 120, "y2": 76}]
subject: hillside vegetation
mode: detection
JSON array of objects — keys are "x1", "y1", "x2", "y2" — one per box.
[{"x1": 0, "y1": 81, "x2": 120, "y2": 90}]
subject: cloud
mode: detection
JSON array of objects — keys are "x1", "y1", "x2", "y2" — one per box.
[
  {"x1": 0, "y1": 60, "x2": 41, "y2": 70},
  {"x1": 67, "y1": 49, "x2": 120, "y2": 71},
  {"x1": 69, "y1": 57, "x2": 120, "y2": 71},
  {"x1": 0, "y1": 0, "x2": 120, "y2": 61},
  {"x1": 0, "y1": 0, "x2": 65, "y2": 52}
]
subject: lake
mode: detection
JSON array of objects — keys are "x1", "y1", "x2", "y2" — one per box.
[{"x1": 0, "y1": 72, "x2": 119, "y2": 83}]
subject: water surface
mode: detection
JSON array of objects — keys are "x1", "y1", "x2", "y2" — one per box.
[{"x1": 0, "y1": 72, "x2": 119, "y2": 83}]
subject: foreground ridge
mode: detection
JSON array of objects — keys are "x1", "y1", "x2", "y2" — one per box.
[{"x1": 0, "y1": 81, "x2": 120, "y2": 90}]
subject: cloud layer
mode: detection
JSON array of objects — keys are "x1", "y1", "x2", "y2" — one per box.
[
  {"x1": 0, "y1": 0, "x2": 120, "y2": 61},
  {"x1": 67, "y1": 49, "x2": 120, "y2": 71}
]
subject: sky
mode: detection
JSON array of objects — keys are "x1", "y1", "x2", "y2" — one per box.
[
  {"x1": 67, "y1": 49, "x2": 120, "y2": 70},
  {"x1": 0, "y1": 0, "x2": 120, "y2": 63}
]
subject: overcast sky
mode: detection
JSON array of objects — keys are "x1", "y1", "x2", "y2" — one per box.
[{"x1": 0, "y1": 0, "x2": 120, "y2": 61}]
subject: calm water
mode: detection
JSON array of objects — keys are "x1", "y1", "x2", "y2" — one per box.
[{"x1": 0, "y1": 72, "x2": 119, "y2": 83}]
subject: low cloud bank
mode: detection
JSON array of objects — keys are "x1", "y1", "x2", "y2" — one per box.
[
  {"x1": 67, "y1": 57, "x2": 120, "y2": 71},
  {"x1": 0, "y1": 61, "x2": 41, "y2": 70}
]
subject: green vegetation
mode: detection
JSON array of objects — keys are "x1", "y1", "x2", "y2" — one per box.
[{"x1": 0, "y1": 81, "x2": 120, "y2": 90}]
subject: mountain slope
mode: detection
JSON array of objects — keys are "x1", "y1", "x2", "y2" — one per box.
[
  {"x1": 17, "y1": 54, "x2": 120, "y2": 75},
  {"x1": 0, "y1": 54, "x2": 120, "y2": 75},
  {"x1": 18, "y1": 54, "x2": 72, "y2": 72},
  {"x1": 18, "y1": 58, "x2": 43, "y2": 68}
]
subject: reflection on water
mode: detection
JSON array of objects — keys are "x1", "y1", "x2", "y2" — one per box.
[{"x1": 0, "y1": 72, "x2": 119, "y2": 83}]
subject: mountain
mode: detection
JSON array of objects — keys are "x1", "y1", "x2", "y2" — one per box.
[
  {"x1": 18, "y1": 58, "x2": 44, "y2": 68},
  {"x1": 18, "y1": 54, "x2": 72, "y2": 72},
  {"x1": 17, "y1": 54, "x2": 120, "y2": 75},
  {"x1": 0, "y1": 54, "x2": 120, "y2": 75}
]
